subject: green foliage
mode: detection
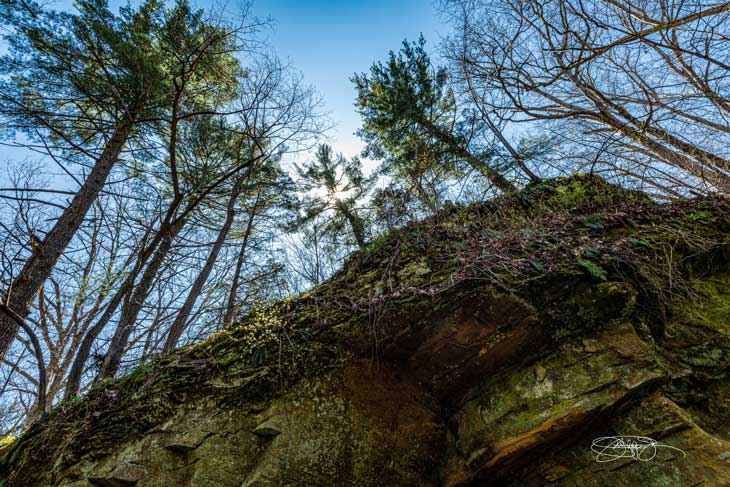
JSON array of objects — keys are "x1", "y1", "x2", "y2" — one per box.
[
  {"x1": 576, "y1": 258, "x2": 608, "y2": 281},
  {"x1": 352, "y1": 36, "x2": 492, "y2": 210},
  {"x1": 241, "y1": 300, "x2": 286, "y2": 347},
  {"x1": 0, "y1": 0, "x2": 242, "y2": 161},
  {"x1": 0, "y1": 0, "x2": 164, "y2": 138},
  {"x1": 294, "y1": 144, "x2": 375, "y2": 249},
  {"x1": 353, "y1": 36, "x2": 453, "y2": 157},
  {"x1": 157, "y1": 0, "x2": 241, "y2": 108},
  {"x1": 581, "y1": 214, "x2": 604, "y2": 231},
  {"x1": 685, "y1": 210, "x2": 713, "y2": 221}
]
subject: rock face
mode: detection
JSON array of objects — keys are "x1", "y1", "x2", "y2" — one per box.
[{"x1": 2, "y1": 175, "x2": 730, "y2": 486}]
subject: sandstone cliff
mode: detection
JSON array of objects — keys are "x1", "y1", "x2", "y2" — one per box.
[{"x1": 1, "y1": 175, "x2": 729, "y2": 486}]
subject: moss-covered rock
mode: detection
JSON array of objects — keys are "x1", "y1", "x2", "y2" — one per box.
[{"x1": 2, "y1": 175, "x2": 730, "y2": 486}]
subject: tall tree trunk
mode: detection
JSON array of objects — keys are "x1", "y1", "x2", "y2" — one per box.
[
  {"x1": 96, "y1": 217, "x2": 185, "y2": 381},
  {"x1": 421, "y1": 118, "x2": 517, "y2": 193},
  {"x1": 337, "y1": 201, "x2": 367, "y2": 250},
  {"x1": 163, "y1": 177, "x2": 245, "y2": 352},
  {"x1": 222, "y1": 199, "x2": 259, "y2": 329},
  {"x1": 0, "y1": 303, "x2": 47, "y2": 417},
  {"x1": 63, "y1": 223, "x2": 162, "y2": 399},
  {"x1": 63, "y1": 279, "x2": 133, "y2": 399},
  {"x1": 0, "y1": 105, "x2": 141, "y2": 360}
]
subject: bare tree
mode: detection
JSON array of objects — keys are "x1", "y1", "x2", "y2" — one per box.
[
  {"x1": 443, "y1": 0, "x2": 730, "y2": 194},
  {"x1": 282, "y1": 214, "x2": 342, "y2": 293},
  {"x1": 0, "y1": 0, "x2": 260, "y2": 360},
  {"x1": 0, "y1": 178, "x2": 131, "y2": 421},
  {"x1": 95, "y1": 56, "x2": 323, "y2": 379}
]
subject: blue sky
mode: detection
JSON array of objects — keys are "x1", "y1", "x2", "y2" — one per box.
[{"x1": 248, "y1": 0, "x2": 449, "y2": 166}]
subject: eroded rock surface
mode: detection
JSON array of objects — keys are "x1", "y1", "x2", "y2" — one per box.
[{"x1": 2, "y1": 176, "x2": 729, "y2": 486}]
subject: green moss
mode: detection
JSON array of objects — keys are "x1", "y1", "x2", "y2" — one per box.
[
  {"x1": 661, "y1": 274, "x2": 730, "y2": 378},
  {"x1": 546, "y1": 178, "x2": 589, "y2": 209},
  {"x1": 0, "y1": 313, "x2": 349, "y2": 486},
  {"x1": 363, "y1": 232, "x2": 392, "y2": 257},
  {"x1": 534, "y1": 174, "x2": 649, "y2": 212},
  {"x1": 530, "y1": 276, "x2": 637, "y2": 341},
  {"x1": 397, "y1": 259, "x2": 432, "y2": 285},
  {"x1": 676, "y1": 274, "x2": 730, "y2": 334}
]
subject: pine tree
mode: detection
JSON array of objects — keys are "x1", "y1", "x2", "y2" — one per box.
[
  {"x1": 296, "y1": 144, "x2": 374, "y2": 250},
  {"x1": 0, "y1": 0, "x2": 168, "y2": 360},
  {"x1": 352, "y1": 36, "x2": 517, "y2": 206}
]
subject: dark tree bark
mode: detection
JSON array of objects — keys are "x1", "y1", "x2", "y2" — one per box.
[
  {"x1": 163, "y1": 176, "x2": 246, "y2": 352},
  {"x1": 0, "y1": 105, "x2": 141, "y2": 361},
  {"x1": 62, "y1": 278, "x2": 132, "y2": 399},
  {"x1": 222, "y1": 198, "x2": 259, "y2": 329},
  {"x1": 96, "y1": 217, "x2": 186, "y2": 381},
  {"x1": 336, "y1": 201, "x2": 367, "y2": 250},
  {"x1": 420, "y1": 117, "x2": 517, "y2": 193}
]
